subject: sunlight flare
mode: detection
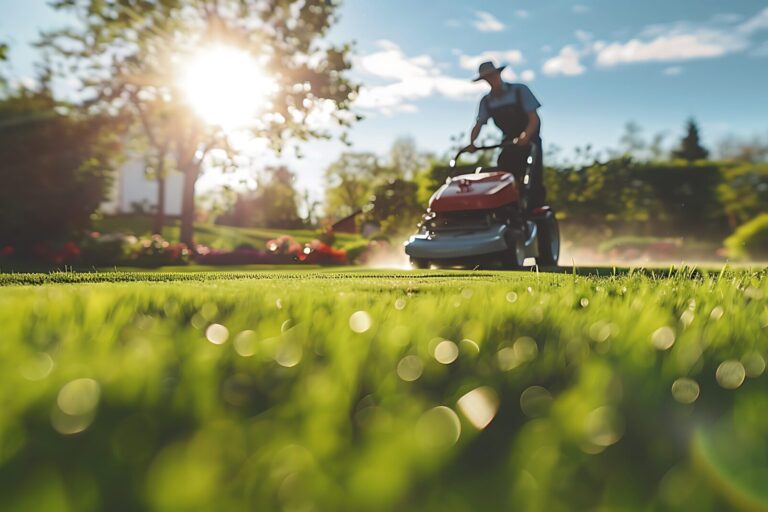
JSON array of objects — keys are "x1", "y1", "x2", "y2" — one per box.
[{"x1": 178, "y1": 45, "x2": 277, "y2": 130}]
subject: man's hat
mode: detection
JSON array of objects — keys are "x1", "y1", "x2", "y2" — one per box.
[{"x1": 472, "y1": 61, "x2": 506, "y2": 82}]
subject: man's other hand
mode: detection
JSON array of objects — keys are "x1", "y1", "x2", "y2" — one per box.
[{"x1": 515, "y1": 131, "x2": 530, "y2": 146}]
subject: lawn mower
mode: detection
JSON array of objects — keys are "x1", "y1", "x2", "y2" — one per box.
[{"x1": 404, "y1": 141, "x2": 559, "y2": 269}]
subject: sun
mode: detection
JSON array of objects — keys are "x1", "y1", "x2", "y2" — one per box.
[{"x1": 178, "y1": 45, "x2": 276, "y2": 130}]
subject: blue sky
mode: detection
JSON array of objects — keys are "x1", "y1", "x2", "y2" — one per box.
[{"x1": 2, "y1": 0, "x2": 768, "y2": 194}]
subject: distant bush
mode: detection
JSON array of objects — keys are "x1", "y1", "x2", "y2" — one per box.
[
  {"x1": 0, "y1": 89, "x2": 125, "y2": 255},
  {"x1": 725, "y1": 214, "x2": 768, "y2": 260}
]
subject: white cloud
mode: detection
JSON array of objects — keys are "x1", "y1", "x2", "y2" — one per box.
[
  {"x1": 458, "y1": 50, "x2": 524, "y2": 71},
  {"x1": 357, "y1": 39, "x2": 438, "y2": 79},
  {"x1": 572, "y1": 4, "x2": 590, "y2": 14},
  {"x1": 594, "y1": 30, "x2": 745, "y2": 67},
  {"x1": 473, "y1": 11, "x2": 505, "y2": 32},
  {"x1": 354, "y1": 41, "x2": 485, "y2": 115},
  {"x1": 663, "y1": 66, "x2": 683, "y2": 76},
  {"x1": 575, "y1": 30, "x2": 593, "y2": 42},
  {"x1": 515, "y1": 10, "x2": 529, "y2": 19},
  {"x1": 738, "y1": 7, "x2": 768, "y2": 34},
  {"x1": 542, "y1": 46, "x2": 585, "y2": 76},
  {"x1": 538, "y1": 6, "x2": 768, "y2": 77},
  {"x1": 521, "y1": 69, "x2": 536, "y2": 81}
]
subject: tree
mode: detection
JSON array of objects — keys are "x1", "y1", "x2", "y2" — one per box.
[
  {"x1": 672, "y1": 118, "x2": 709, "y2": 162},
  {"x1": 0, "y1": 87, "x2": 125, "y2": 253},
  {"x1": 218, "y1": 166, "x2": 303, "y2": 229},
  {"x1": 324, "y1": 152, "x2": 385, "y2": 218},
  {"x1": 648, "y1": 131, "x2": 668, "y2": 161},
  {"x1": 389, "y1": 136, "x2": 428, "y2": 180},
  {"x1": 44, "y1": 0, "x2": 357, "y2": 248},
  {"x1": 0, "y1": 42, "x2": 7, "y2": 90},
  {"x1": 619, "y1": 121, "x2": 645, "y2": 158},
  {"x1": 367, "y1": 178, "x2": 421, "y2": 236},
  {"x1": 717, "y1": 133, "x2": 768, "y2": 163}
]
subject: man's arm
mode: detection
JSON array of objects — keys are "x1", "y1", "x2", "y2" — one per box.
[
  {"x1": 468, "y1": 122, "x2": 483, "y2": 149},
  {"x1": 516, "y1": 111, "x2": 540, "y2": 146}
]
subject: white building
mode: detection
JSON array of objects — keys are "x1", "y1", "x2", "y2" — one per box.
[{"x1": 101, "y1": 159, "x2": 184, "y2": 215}]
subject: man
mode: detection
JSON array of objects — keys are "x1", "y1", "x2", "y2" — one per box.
[{"x1": 463, "y1": 61, "x2": 546, "y2": 208}]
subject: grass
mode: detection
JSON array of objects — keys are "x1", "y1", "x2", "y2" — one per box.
[
  {"x1": 95, "y1": 214, "x2": 365, "y2": 250},
  {"x1": 0, "y1": 267, "x2": 767, "y2": 511}
]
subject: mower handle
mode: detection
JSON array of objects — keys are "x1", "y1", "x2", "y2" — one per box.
[{"x1": 450, "y1": 138, "x2": 525, "y2": 168}]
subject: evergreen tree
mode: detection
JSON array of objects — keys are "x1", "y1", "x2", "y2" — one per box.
[{"x1": 672, "y1": 118, "x2": 709, "y2": 161}]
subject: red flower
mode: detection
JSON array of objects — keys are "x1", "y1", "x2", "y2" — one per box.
[{"x1": 63, "y1": 241, "x2": 81, "y2": 257}]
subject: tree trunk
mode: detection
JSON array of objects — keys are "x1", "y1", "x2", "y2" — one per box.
[
  {"x1": 180, "y1": 165, "x2": 197, "y2": 249},
  {"x1": 153, "y1": 174, "x2": 165, "y2": 236}
]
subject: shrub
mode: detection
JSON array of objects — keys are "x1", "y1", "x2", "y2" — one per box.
[
  {"x1": 725, "y1": 214, "x2": 768, "y2": 260},
  {"x1": 0, "y1": 89, "x2": 125, "y2": 255},
  {"x1": 130, "y1": 235, "x2": 190, "y2": 267}
]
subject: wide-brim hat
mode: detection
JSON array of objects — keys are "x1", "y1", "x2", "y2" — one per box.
[{"x1": 472, "y1": 61, "x2": 506, "y2": 82}]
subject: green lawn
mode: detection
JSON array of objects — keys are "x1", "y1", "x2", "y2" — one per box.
[
  {"x1": 95, "y1": 215, "x2": 365, "y2": 250},
  {"x1": 1, "y1": 268, "x2": 766, "y2": 511}
]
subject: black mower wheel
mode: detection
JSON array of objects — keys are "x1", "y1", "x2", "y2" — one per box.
[
  {"x1": 502, "y1": 232, "x2": 527, "y2": 270},
  {"x1": 537, "y1": 214, "x2": 560, "y2": 266},
  {"x1": 410, "y1": 258, "x2": 430, "y2": 270}
]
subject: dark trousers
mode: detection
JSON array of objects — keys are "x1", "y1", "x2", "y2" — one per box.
[{"x1": 497, "y1": 140, "x2": 546, "y2": 209}]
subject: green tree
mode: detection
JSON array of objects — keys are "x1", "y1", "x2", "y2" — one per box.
[
  {"x1": 367, "y1": 178, "x2": 421, "y2": 236},
  {"x1": 0, "y1": 88, "x2": 125, "y2": 253},
  {"x1": 218, "y1": 166, "x2": 304, "y2": 230},
  {"x1": 324, "y1": 152, "x2": 385, "y2": 218},
  {"x1": 672, "y1": 118, "x2": 709, "y2": 162},
  {"x1": 44, "y1": 0, "x2": 357, "y2": 248},
  {"x1": 389, "y1": 136, "x2": 429, "y2": 180},
  {"x1": 619, "y1": 121, "x2": 645, "y2": 158}
]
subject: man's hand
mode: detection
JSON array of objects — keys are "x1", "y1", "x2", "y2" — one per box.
[
  {"x1": 462, "y1": 143, "x2": 478, "y2": 154},
  {"x1": 515, "y1": 131, "x2": 530, "y2": 146}
]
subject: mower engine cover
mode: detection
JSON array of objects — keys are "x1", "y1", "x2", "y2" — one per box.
[{"x1": 430, "y1": 171, "x2": 519, "y2": 212}]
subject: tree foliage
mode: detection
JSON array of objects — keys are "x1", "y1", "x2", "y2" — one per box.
[
  {"x1": 43, "y1": 0, "x2": 358, "y2": 246},
  {"x1": 672, "y1": 118, "x2": 709, "y2": 162},
  {"x1": 366, "y1": 178, "x2": 422, "y2": 236},
  {"x1": 324, "y1": 152, "x2": 386, "y2": 218},
  {"x1": 0, "y1": 88, "x2": 125, "y2": 252},
  {"x1": 217, "y1": 166, "x2": 303, "y2": 230}
]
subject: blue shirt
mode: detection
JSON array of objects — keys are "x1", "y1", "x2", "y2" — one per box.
[{"x1": 476, "y1": 82, "x2": 542, "y2": 136}]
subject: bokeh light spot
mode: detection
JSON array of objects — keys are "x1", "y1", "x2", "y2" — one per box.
[
  {"x1": 651, "y1": 326, "x2": 676, "y2": 350},
  {"x1": 520, "y1": 386, "x2": 553, "y2": 418},
  {"x1": 585, "y1": 406, "x2": 624, "y2": 447},
  {"x1": 349, "y1": 311, "x2": 372, "y2": 333},
  {"x1": 20, "y1": 352, "x2": 54, "y2": 381},
  {"x1": 434, "y1": 340, "x2": 459, "y2": 364},
  {"x1": 671, "y1": 378, "x2": 700, "y2": 404},
  {"x1": 457, "y1": 387, "x2": 499, "y2": 430},
  {"x1": 397, "y1": 355, "x2": 423, "y2": 382},
  {"x1": 206, "y1": 324, "x2": 229, "y2": 345},
  {"x1": 57, "y1": 378, "x2": 100, "y2": 416},
  {"x1": 417, "y1": 406, "x2": 461, "y2": 448},
  {"x1": 275, "y1": 341, "x2": 303, "y2": 368},
  {"x1": 716, "y1": 360, "x2": 746, "y2": 389},
  {"x1": 233, "y1": 330, "x2": 257, "y2": 357},
  {"x1": 506, "y1": 291, "x2": 518, "y2": 303},
  {"x1": 741, "y1": 352, "x2": 766, "y2": 378}
]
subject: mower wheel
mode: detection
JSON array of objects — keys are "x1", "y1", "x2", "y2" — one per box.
[
  {"x1": 537, "y1": 214, "x2": 560, "y2": 266},
  {"x1": 410, "y1": 258, "x2": 430, "y2": 270},
  {"x1": 502, "y1": 232, "x2": 527, "y2": 270}
]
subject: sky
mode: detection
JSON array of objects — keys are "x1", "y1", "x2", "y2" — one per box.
[{"x1": 2, "y1": 0, "x2": 768, "y2": 195}]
